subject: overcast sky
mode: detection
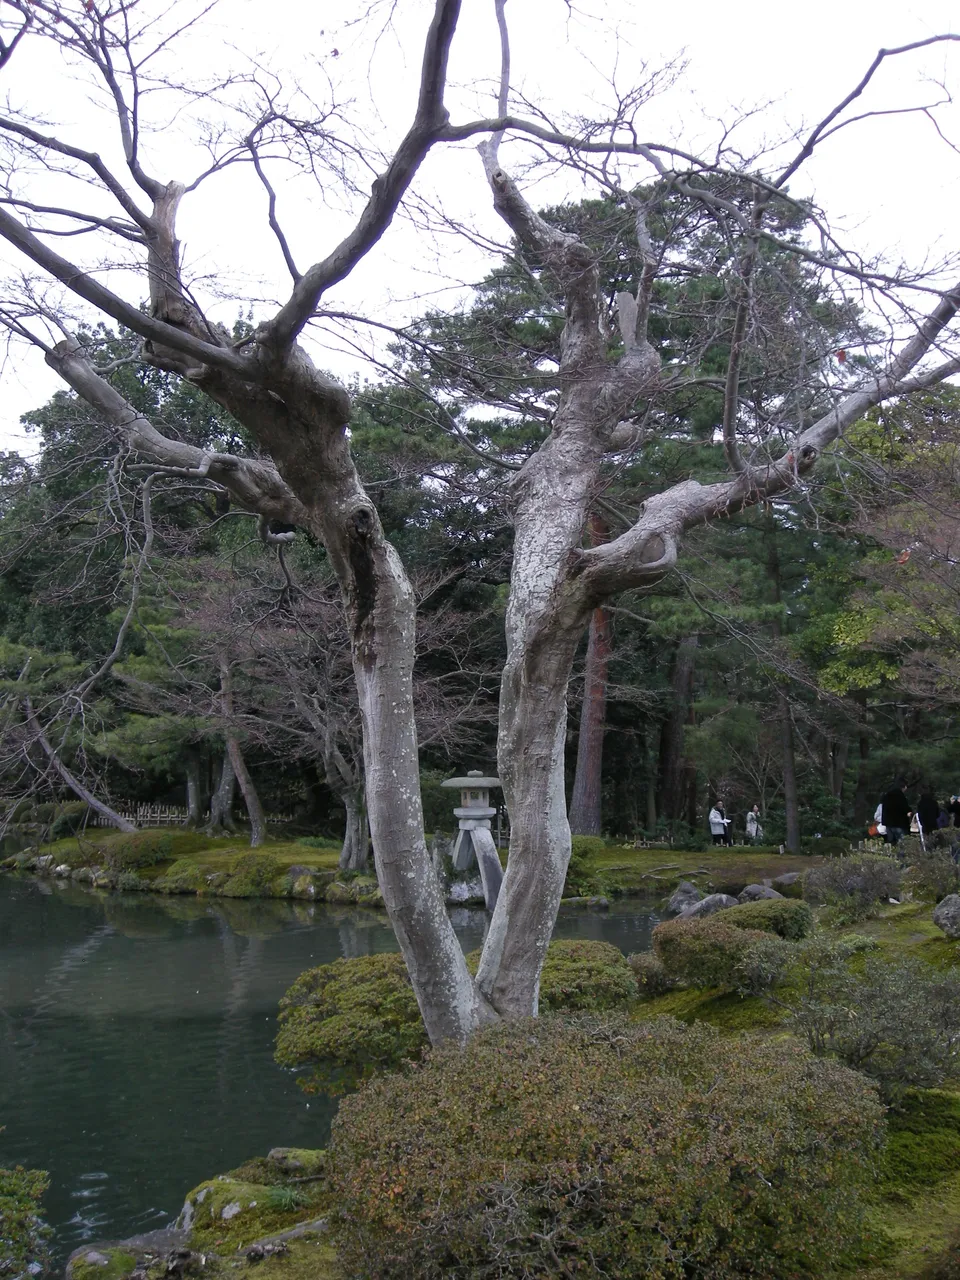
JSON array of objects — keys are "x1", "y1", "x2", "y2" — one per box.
[{"x1": 0, "y1": 0, "x2": 958, "y2": 453}]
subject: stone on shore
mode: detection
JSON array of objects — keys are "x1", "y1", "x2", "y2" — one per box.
[
  {"x1": 738, "y1": 884, "x2": 784, "y2": 902},
  {"x1": 680, "y1": 892, "x2": 738, "y2": 919},
  {"x1": 933, "y1": 894, "x2": 960, "y2": 939},
  {"x1": 668, "y1": 880, "x2": 702, "y2": 913}
]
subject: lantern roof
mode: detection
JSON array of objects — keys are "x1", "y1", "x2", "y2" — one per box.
[{"x1": 441, "y1": 769, "x2": 501, "y2": 790}]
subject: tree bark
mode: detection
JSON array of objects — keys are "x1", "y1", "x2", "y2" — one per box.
[
  {"x1": 779, "y1": 699, "x2": 801, "y2": 852},
  {"x1": 767, "y1": 520, "x2": 801, "y2": 852},
  {"x1": 218, "y1": 656, "x2": 267, "y2": 848},
  {"x1": 568, "y1": 604, "x2": 612, "y2": 835},
  {"x1": 24, "y1": 699, "x2": 136, "y2": 833},
  {"x1": 185, "y1": 754, "x2": 203, "y2": 826},
  {"x1": 339, "y1": 787, "x2": 369, "y2": 873},
  {"x1": 208, "y1": 751, "x2": 236, "y2": 832},
  {"x1": 659, "y1": 635, "x2": 699, "y2": 823}
]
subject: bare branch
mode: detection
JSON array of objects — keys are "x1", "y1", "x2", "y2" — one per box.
[{"x1": 261, "y1": 0, "x2": 463, "y2": 351}]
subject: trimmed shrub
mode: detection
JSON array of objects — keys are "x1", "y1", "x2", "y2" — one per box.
[
  {"x1": 723, "y1": 897, "x2": 814, "y2": 940},
  {"x1": 803, "y1": 853, "x2": 901, "y2": 919},
  {"x1": 101, "y1": 831, "x2": 174, "y2": 872},
  {"x1": 653, "y1": 915, "x2": 769, "y2": 989},
  {"x1": 330, "y1": 1015, "x2": 884, "y2": 1280},
  {"x1": 627, "y1": 950, "x2": 676, "y2": 997},
  {"x1": 221, "y1": 852, "x2": 282, "y2": 897},
  {"x1": 276, "y1": 940, "x2": 639, "y2": 1093},
  {"x1": 538, "y1": 939, "x2": 637, "y2": 1011},
  {"x1": 276, "y1": 952, "x2": 425, "y2": 1094}
]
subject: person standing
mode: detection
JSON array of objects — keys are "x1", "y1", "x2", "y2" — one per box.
[
  {"x1": 917, "y1": 789, "x2": 940, "y2": 839},
  {"x1": 746, "y1": 804, "x2": 764, "y2": 844},
  {"x1": 709, "y1": 801, "x2": 731, "y2": 847},
  {"x1": 950, "y1": 795, "x2": 960, "y2": 829},
  {"x1": 880, "y1": 779, "x2": 911, "y2": 845}
]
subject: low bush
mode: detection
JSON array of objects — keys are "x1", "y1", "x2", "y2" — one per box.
[
  {"x1": 906, "y1": 851, "x2": 960, "y2": 903},
  {"x1": 103, "y1": 831, "x2": 175, "y2": 872},
  {"x1": 563, "y1": 835, "x2": 608, "y2": 897},
  {"x1": 724, "y1": 897, "x2": 814, "y2": 940},
  {"x1": 761, "y1": 937, "x2": 960, "y2": 1104},
  {"x1": 330, "y1": 1015, "x2": 884, "y2": 1280},
  {"x1": 803, "y1": 853, "x2": 901, "y2": 920},
  {"x1": 538, "y1": 939, "x2": 637, "y2": 1011},
  {"x1": 276, "y1": 939, "x2": 639, "y2": 1093},
  {"x1": 628, "y1": 950, "x2": 676, "y2": 997},
  {"x1": 221, "y1": 852, "x2": 282, "y2": 897},
  {"x1": 48, "y1": 801, "x2": 91, "y2": 840},
  {"x1": 653, "y1": 915, "x2": 769, "y2": 989},
  {"x1": 0, "y1": 1149, "x2": 51, "y2": 1280},
  {"x1": 276, "y1": 952, "x2": 426, "y2": 1093},
  {"x1": 807, "y1": 835, "x2": 854, "y2": 857},
  {"x1": 115, "y1": 871, "x2": 148, "y2": 892}
]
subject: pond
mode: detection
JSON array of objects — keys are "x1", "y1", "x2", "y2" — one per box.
[{"x1": 0, "y1": 876, "x2": 659, "y2": 1266}]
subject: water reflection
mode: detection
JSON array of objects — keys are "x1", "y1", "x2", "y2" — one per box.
[{"x1": 0, "y1": 876, "x2": 656, "y2": 1264}]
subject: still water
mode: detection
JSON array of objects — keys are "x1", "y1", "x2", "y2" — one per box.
[{"x1": 0, "y1": 876, "x2": 658, "y2": 1263}]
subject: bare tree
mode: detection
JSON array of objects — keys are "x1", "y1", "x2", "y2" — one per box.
[{"x1": 0, "y1": 0, "x2": 958, "y2": 1041}]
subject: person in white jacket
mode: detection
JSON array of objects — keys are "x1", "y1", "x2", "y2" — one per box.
[
  {"x1": 746, "y1": 805, "x2": 764, "y2": 844},
  {"x1": 709, "y1": 802, "x2": 731, "y2": 846}
]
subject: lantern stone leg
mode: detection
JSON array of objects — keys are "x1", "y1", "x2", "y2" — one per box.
[
  {"x1": 471, "y1": 827, "x2": 503, "y2": 911},
  {"x1": 441, "y1": 770, "x2": 504, "y2": 912}
]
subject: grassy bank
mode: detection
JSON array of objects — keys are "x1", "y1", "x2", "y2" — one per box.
[{"x1": 2, "y1": 829, "x2": 824, "y2": 907}]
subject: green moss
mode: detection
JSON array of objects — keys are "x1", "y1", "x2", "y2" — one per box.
[
  {"x1": 69, "y1": 1248, "x2": 136, "y2": 1280},
  {"x1": 221, "y1": 853, "x2": 283, "y2": 898},
  {"x1": 244, "y1": 1236, "x2": 340, "y2": 1280},
  {"x1": 179, "y1": 1172, "x2": 329, "y2": 1251},
  {"x1": 632, "y1": 985, "x2": 783, "y2": 1031},
  {"x1": 883, "y1": 1092, "x2": 960, "y2": 1194},
  {"x1": 154, "y1": 858, "x2": 208, "y2": 894}
]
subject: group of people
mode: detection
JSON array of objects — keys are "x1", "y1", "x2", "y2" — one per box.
[
  {"x1": 875, "y1": 780, "x2": 960, "y2": 844},
  {"x1": 708, "y1": 801, "x2": 764, "y2": 847}
]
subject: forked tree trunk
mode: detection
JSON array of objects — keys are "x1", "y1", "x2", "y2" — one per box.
[{"x1": 568, "y1": 604, "x2": 612, "y2": 835}]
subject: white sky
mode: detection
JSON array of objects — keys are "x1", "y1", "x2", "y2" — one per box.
[{"x1": 0, "y1": 0, "x2": 958, "y2": 453}]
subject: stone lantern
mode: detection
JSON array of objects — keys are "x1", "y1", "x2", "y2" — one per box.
[{"x1": 440, "y1": 769, "x2": 503, "y2": 911}]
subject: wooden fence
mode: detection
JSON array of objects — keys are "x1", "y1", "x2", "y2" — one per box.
[{"x1": 88, "y1": 804, "x2": 295, "y2": 828}]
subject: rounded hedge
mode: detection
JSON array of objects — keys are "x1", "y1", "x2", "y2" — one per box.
[
  {"x1": 329, "y1": 1015, "x2": 884, "y2": 1280},
  {"x1": 537, "y1": 938, "x2": 637, "y2": 1011},
  {"x1": 652, "y1": 915, "x2": 769, "y2": 989},
  {"x1": 276, "y1": 940, "x2": 638, "y2": 1093},
  {"x1": 723, "y1": 898, "x2": 814, "y2": 940}
]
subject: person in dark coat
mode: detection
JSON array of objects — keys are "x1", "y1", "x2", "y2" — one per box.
[
  {"x1": 917, "y1": 790, "x2": 940, "y2": 837},
  {"x1": 950, "y1": 795, "x2": 960, "y2": 828},
  {"x1": 881, "y1": 780, "x2": 911, "y2": 844}
]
